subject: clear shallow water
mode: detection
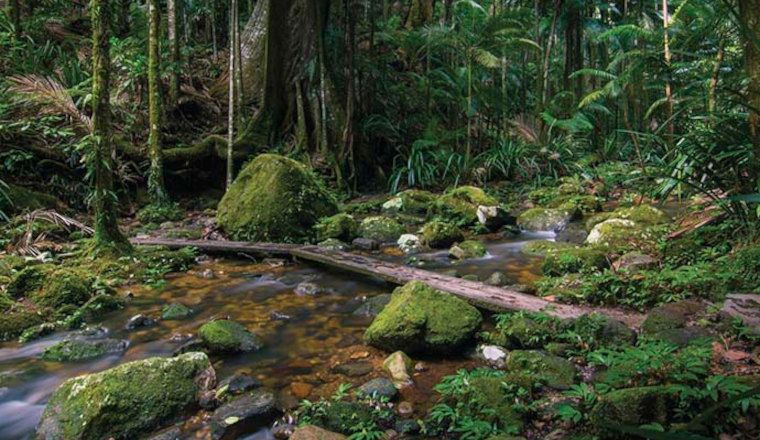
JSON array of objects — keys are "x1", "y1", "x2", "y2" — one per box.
[{"x1": 0, "y1": 233, "x2": 546, "y2": 439}]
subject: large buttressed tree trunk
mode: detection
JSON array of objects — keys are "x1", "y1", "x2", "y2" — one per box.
[{"x1": 740, "y1": 0, "x2": 760, "y2": 168}]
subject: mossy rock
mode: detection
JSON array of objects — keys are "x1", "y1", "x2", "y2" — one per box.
[
  {"x1": 586, "y1": 205, "x2": 669, "y2": 230},
  {"x1": 0, "y1": 309, "x2": 44, "y2": 342},
  {"x1": 432, "y1": 186, "x2": 499, "y2": 225},
  {"x1": 314, "y1": 213, "x2": 359, "y2": 242},
  {"x1": 42, "y1": 338, "x2": 129, "y2": 362},
  {"x1": 449, "y1": 240, "x2": 487, "y2": 260},
  {"x1": 641, "y1": 300, "x2": 706, "y2": 336},
  {"x1": 521, "y1": 240, "x2": 571, "y2": 256},
  {"x1": 217, "y1": 154, "x2": 338, "y2": 243},
  {"x1": 516, "y1": 208, "x2": 580, "y2": 232},
  {"x1": 358, "y1": 216, "x2": 405, "y2": 242},
  {"x1": 37, "y1": 352, "x2": 214, "y2": 440},
  {"x1": 420, "y1": 220, "x2": 464, "y2": 249},
  {"x1": 6, "y1": 265, "x2": 51, "y2": 299},
  {"x1": 506, "y1": 350, "x2": 577, "y2": 390},
  {"x1": 33, "y1": 269, "x2": 93, "y2": 310},
  {"x1": 383, "y1": 189, "x2": 437, "y2": 215},
  {"x1": 467, "y1": 376, "x2": 525, "y2": 432},
  {"x1": 589, "y1": 386, "x2": 679, "y2": 438},
  {"x1": 161, "y1": 302, "x2": 194, "y2": 320},
  {"x1": 541, "y1": 247, "x2": 609, "y2": 276},
  {"x1": 481, "y1": 314, "x2": 559, "y2": 349},
  {"x1": 585, "y1": 219, "x2": 660, "y2": 253},
  {"x1": 364, "y1": 281, "x2": 483, "y2": 354},
  {"x1": 198, "y1": 319, "x2": 263, "y2": 354},
  {"x1": 547, "y1": 195, "x2": 603, "y2": 214}
]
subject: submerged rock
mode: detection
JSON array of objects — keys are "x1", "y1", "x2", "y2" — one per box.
[
  {"x1": 420, "y1": 220, "x2": 464, "y2": 249},
  {"x1": 198, "y1": 320, "x2": 263, "y2": 354},
  {"x1": 126, "y1": 314, "x2": 156, "y2": 330},
  {"x1": 209, "y1": 390, "x2": 278, "y2": 440},
  {"x1": 365, "y1": 281, "x2": 482, "y2": 354},
  {"x1": 217, "y1": 154, "x2": 338, "y2": 242},
  {"x1": 295, "y1": 281, "x2": 330, "y2": 296},
  {"x1": 484, "y1": 272, "x2": 512, "y2": 287},
  {"x1": 161, "y1": 302, "x2": 194, "y2": 320},
  {"x1": 358, "y1": 216, "x2": 405, "y2": 242},
  {"x1": 216, "y1": 374, "x2": 262, "y2": 399},
  {"x1": 352, "y1": 294, "x2": 392, "y2": 317},
  {"x1": 37, "y1": 352, "x2": 215, "y2": 440},
  {"x1": 42, "y1": 337, "x2": 129, "y2": 362},
  {"x1": 332, "y1": 361, "x2": 373, "y2": 377},
  {"x1": 517, "y1": 208, "x2": 579, "y2": 232}
]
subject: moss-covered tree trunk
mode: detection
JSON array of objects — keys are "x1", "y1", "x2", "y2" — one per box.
[
  {"x1": 740, "y1": 0, "x2": 760, "y2": 175},
  {"x1": 148, "y1": 0, "x2": 168, "y2": 203},
  {"x1": 91, "y1": 0, "x2": 131, "y2": 253},
  {"x1": 167, "y1": 0, "x2": 180, "y2": 107},
  {"x1": 405, "y1": 0, "x2": 433, "y2": 29}
]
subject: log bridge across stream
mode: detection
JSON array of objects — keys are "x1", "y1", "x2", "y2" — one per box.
[{"x1": 131, "y1": 238, "x2": 627, "y2": 322}]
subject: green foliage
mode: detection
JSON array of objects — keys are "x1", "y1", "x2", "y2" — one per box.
[{"x1": 136, "y1": 202, "x2": 183, "y2": 224}]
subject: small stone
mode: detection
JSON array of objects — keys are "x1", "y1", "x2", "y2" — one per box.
[
  {"x1": 295, "y1": 281, "x2": 329, "y2": 296},
  {"x1": 318, "y1": 239, "x2": 350, "y2": 251},
  {"x1": 722, "y1": 349, "x2": 751, "y2": 363},
  {"x1": 125, "y1": 314, "x2": 156, "y2": 331},
  {"x1": 332, "y1": 361, "x2": 373, "y2": 377},
  {"x1": 42, "y1": 337, "x2": 129, "y2": 362},
  {"x1": 196, "y1": 268, "x2": 216, "y2": 279},
  {"x1": 383, "y1": 351, "x2": 413, "y2": 387},
  {"x1": 357, "y1": 378, "x2": 398, "y2": 399},
  {"x1": 350, "y1": 351, "x2": 370, "y2": 359},
  {"x1": 397, "y1": 401, "x2": 414, "y2": 417},
  {"x1": 272, "y1": 423, "x2": 296, "y2": 439},
  {"x1": 290, "y1": 425, "x2": 346, "y2": 440},
  {"x1": 476, "y1": 344, "x2": 508, "y2": 368},
  {"x1": 216, "y1": 374, "x2": 261, "y2": 398},
  {"x1": 352, "y1": 238, "x2": 379, "y2": 251},
  {"x1": 477, "y1": 205, "x2": 515, "y2": 231},
  {"x1": 352, "y1": 294, "x2": 391, "y2": 317},
  {"x1": 269, "y1": 311, "x2": 291, "y2": 321},
  {"x1": 612, "y1": 252, "x2": 659, "y2": 273},
  {"x1": 209, "y1": 390, "x2": 277, "y2": 440},
  {"x1": 161, "y1": 303, "x2": 194, "y2": 320},
  {"x1": 290, "y1": 382, "x2": 314, "y2": 399},
  {"x1": 484, "y1": 271, "x2": 512, "y2": 287},
  {"x1": 397, "y1": 234, "x2": 422, "y2": 254},
  {"x1": 413, "y1": 362, "x2": 428, "y2": 372}
]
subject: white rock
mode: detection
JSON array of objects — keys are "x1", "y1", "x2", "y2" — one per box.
[
  {"x1": 476, "y1": 344, "x2": 508, "y2": 368},
  {"x1": 397, "y1": 234, "x2": 421, "y2": 254}
]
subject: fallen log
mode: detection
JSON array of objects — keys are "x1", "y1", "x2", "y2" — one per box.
[{"x1": 130, "y1": 237, "x2": 600, "y2": 320}]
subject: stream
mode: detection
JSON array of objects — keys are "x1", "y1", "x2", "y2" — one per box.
[{"x1": 0, "y1": 232, "x2": 549, "y2": 439}]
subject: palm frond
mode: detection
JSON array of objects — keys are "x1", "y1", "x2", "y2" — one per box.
[{"x1": 6, "y1": 74, "x2": 92, "y2": 133}]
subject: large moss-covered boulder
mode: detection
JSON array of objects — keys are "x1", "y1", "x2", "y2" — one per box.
[
  {"x1": 449, "y1": 240, "x2": 487, "y2": 260},
  {"x1": 198, "y1": 319, "x2": 263, "y2": 354},
  {"x1": 590, "y1": 386, "x2": 679, "y2": 438},
  {"x1": 432, "y1": 186, "x2": 499, "y2": 225},
  {"x1": 6, "y1": 265, "x2": 50, "y2": 299},
  {"x1": 586, "y1": 204, "x2": 669, "y2": 230},
  {"x1": 364, "y1": 281, "x2": 482, "y2": 354},
  {"x1": 32, "y1": 269, "x2": 93, "y2": 310},
  {"x1": 420, "y1": 220, "x2": 464, "y2": 249},
  {"x1": 517, "y1": 208, "x2": 579, "y2": 232},
  {"x1": 358, "y1": 216, "x2": 405, "y2": 242},
  {"x1": 585, "y1": 219, "x2": 659, "y2": 253},
  {"x1": 217, "y1": 154, "x2": 338, "y2": 242},
  {"x1": 382, "y1": 189, "x2": 436, "y2": 215},
  {"x1": 0, "y1": 309, "x2": 44, "y2": 342},
  {"x1": 37, "y1": 352, "x2": 215, "y2": 440}
]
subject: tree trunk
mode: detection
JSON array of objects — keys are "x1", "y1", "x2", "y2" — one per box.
[
  {"x1": 167, "y1": 0, "x2": 180, "y2": 108},
  {"x1": 9, "y1": 0, "x2": 21, "y2": 39},
  {"x1": 148, "y1": 0, "x2": 168, "y2": 203},
  {"x1": 662, "y1": 0, "x2": 674, "y2": 145},
  {"x1": 227, "y1": 0, "x2": 238, "y2": 189},
  {"x1": 563, "y1": 0, "x2": 583, "y2": 98},
  {"x1": 91, "y1": 0, "x2": 130, "y2": 253},
  {"x1": 405, "y1": 0, "x2": 433, "y2": 29},
  {"x1": 740, "y1": 0, "x2": 760, "y2": 167},
  {"x1": 541, "y1": 0, "x2": 563, "y2": 107},
  {"x1": 117, "y1": 0, "x2": 130, "y2": 37}
]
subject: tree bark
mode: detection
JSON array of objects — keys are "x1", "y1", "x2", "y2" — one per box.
[
  {"x1": 148, "y1": 0, "x2": 168, "y2": 203},
  {"x1": 739, "y1": 0, "x2": 760, "y2": 166},
  {"x1": 662, "y1": 0, "x2": 675, "y2": 145},
  {"x1": 227, "y1": 0, "x2": 238, "y2": 189},
  {"x1": 167, "y1": 0, "x2": 180, "y2": 107},
  {"x1": 405, "y1": 0, "x2": 433, "y2": 29},
  {"x1": 91, "y1": 0, "x2": 130, "y2": 252},
  {"x1": 563, "y1": 0, "x2": 583, "y2": 98}
]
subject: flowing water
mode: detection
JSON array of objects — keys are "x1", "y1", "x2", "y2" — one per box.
[{"x1": 0, "y1": 232, "x2": 548, "y2": 439}]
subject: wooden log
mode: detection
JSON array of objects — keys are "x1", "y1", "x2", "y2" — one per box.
[{"x1": 130, "y1": 237, "x2": 595, "y2": 319}]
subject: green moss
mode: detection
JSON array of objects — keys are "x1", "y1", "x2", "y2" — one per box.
[
  {"x1": 217, "y1": 154, "x2": 338, "y2": 243},
  {"x1": 449, "y1": 240, "x2": 487, "y2": 259},
  {"x1": 198, "y1": 319, "x2": 263, "y2": 353},
  {"x1": 364, "y1": 281, "x2": 483, "y2": 354},
  {"x1": 586, "y1": 205, "x2": 669, "y2": 230},
  {"x1": 37, "y1": 352, "x2": 212, "y2": 440},
  {"x1": 505, "y1": 350, "x2": 577, "y2": 390},
  {"x1": 585, "y1": 219, "x2": 661, "y2": 253},
  {"x1": 481, "y1": 312, "x2": 560, "y2": 349},
  {"x1": 548, "y1": 195, "x2": 603, "y2": 214},
  {"x1": 432, "y1": 186, "x2": 499, "y2": 225},
  {"x1": 516, "y1": 208, "x2": 579, "y2": 232},
  {"x1": 136, "y1": 202, "x2": 183, "y2": 224},
  {"x1": 315, "y1": 401, "x2": 376, "y2": 435},
  {"x1": 589, "y1": 386, "x2": 678, "y2": 437},
  {"x1": 6, "y1": 265, "x2": 50, "y2": 299},
  {"x1": 541, "y1": 247, "x2": 609, "y2": 276},
  {"x1": 468, "y1": 376, "x2": 525, "y2": 431},
  {"x1": 421, "y1": 220, "x2": 464, "y2": 248},
  {"x1": 32, "y1": 269, "x2": 93, "y2": 309},
  {"x1": 0, "y1": 309, "x2": 43, "y2": 342},
  {"x1": 384, "y1": 189, "x2": 437, "y2": 215},
  {"x1": 521, "y1": 240, "x2": 571, "y2": 256},
  {"x1": 0, "y1": 293, "x2": 13, "y2": 311},
  {"x1": 358, "y1": 216, "x2": 405, "y2": 242},
  {"x1": 42, "y1": 338, "x2": 127, "y2": 362},
  {"x1": 314, "y1": 213, "x2": 359, "y2": 242}
]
